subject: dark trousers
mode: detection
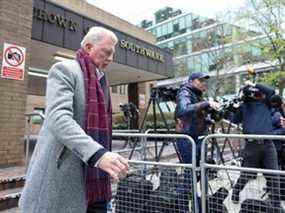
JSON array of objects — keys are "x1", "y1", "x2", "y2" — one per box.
[
  {"x1": 87, "y1": 201, "x2": 108, "y2": 213},
  {"x1": 177, "y1": 137, "x2": 206, "y2": 213},
  {"x1": 232, "y1": 141, "x2": 281, "y2": 206}
]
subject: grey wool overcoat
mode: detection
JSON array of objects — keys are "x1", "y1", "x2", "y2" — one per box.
[{"x1": 19, "y1": 60, "x2": 105, "y2": 213}]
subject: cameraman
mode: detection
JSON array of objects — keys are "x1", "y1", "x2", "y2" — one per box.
[{"x1": 231, "y1": 81, "x2": 283, "y2": 211}]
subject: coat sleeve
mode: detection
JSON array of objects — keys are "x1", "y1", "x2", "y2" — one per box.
[
  {"x1": 255, "y1": 83, "x2": 275, "y2": 101},
  {"x1": 45, "y1": 62, "x2": 106, "y2": 164},
  {"x1": 175, "y1": 87, "x2": 209, "y2": 119}
]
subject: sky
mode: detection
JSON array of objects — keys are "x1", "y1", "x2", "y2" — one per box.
[{"x1": 86, "y1": 0, "x2": 246, "y2": 25}]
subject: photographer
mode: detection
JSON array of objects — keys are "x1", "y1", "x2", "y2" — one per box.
[
  {"x1": 270, "y1": 95, "x2": 285, "y2": 170},
  {"x1": 175, "y1": 72, "x2": 219, "y2": 165},
  {"x1": 119, "y1": 102, "x2": 139, "y2": 123},
  {"x1": 175, "y1": 72, "x2": 219, "y2": 212},
  {"x1": 231, "y1": 81, "x2": 283, "y2": 212}
]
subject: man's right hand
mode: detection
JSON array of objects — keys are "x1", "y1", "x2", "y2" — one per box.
[{"x1": 97, "y1": 152, "x2": 129, "y2": 181}]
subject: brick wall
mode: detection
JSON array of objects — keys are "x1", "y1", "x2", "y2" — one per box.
[{"x1": 0, "y1": 0, "x2": 33, "y2": 166}]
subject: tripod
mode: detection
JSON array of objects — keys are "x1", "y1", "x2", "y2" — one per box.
[
  {"x1": 128, "y1": 87, "x2": 181, "y2": 162},
  {"x1": 208, "y1": 120, "x2": 240, "y2": 187}
]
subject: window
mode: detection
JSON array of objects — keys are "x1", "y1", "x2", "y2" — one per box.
[
  {"x1": 112, "y1": 86, "x2": 118, "y2": 93},
  {"x1": 167, "y1": 22, "x2": 173, "y2": 35},
  {"x1": 172, "y1": 19, "x2": 179, "y2": 34},
  {"x1": 179, "y1": 17, "x2": 186, "y2": 30},
  {"x1": 162, "y1": 24, "x2": 168, "y2": 36},
  {"x1": 173, "y1": 38, "x2": 187, "y2": 56},
  {"x1": 187, "y1": 36, "x2": 192, "y2": 53},
  {"x1": 174, "y1": 58, "x2": 188, "y2": 77},
  {"x1": 156, "y1": 26, "x2": 162, "y2": 37},
  {"x1": 118, "y1": 85, "x2": 127, "y2": 95},
  {"x1": 186, "y1": 15, "x2": 192, "y2": 30},
  {"x1": 192, "y1": 16, "x2": 200, "y2": 30},
  {"x1": 187, "y1": 57, "x2": 195, "y2": 73},
  {"x1": 201, "y1": 53, "x2": 210, "y2": 72},
  {"x1": 193, "y1": 54, "x2": 203, "y2": 72}
]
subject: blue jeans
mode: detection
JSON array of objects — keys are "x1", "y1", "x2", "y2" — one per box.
[{"x1": 177, "y1": 137, "x2": 207, "y2": 213}]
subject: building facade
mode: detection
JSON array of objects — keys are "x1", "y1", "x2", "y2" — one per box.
[
  {"x1": 0, "y1": 0, "x2": 173, "y2": 166},
  {"x1": 141, "y1": 7, "x2": 271, "y2": 96}
]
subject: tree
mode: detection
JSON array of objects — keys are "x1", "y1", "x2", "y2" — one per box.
[
  {"x1": 258, "y1": 71, "x2": 285, "y2": 94},
  {"x1": 237, "y1": 0, "x2": 285, "y2": 93},
  {"x1": 199, "y1": 19, "x2": 237, "y2": 98}
]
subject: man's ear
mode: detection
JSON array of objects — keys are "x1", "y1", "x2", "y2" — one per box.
[{"x1": 84, "y1": 43, "x2": 93, "y2": 54}]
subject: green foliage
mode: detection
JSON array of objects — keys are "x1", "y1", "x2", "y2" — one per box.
[
  {"x1": 258, "y1": 71, "x2": 285, "y2": 93},
  {"x1": 240, "y1": 0, "x2": 285, "y2": 68}
]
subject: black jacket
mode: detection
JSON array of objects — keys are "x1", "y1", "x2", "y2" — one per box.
[{"x1": 175, "y1": 82, "x2": 210, "y2": 139}]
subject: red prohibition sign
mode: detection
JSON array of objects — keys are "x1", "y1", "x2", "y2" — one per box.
[{"x1": 4, "y1": 46, "x2": 24, "y2": 67}]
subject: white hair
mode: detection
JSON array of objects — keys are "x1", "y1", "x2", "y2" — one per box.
[{"x1": 80, "y1": 26, "x2": 118, "y2": 48}]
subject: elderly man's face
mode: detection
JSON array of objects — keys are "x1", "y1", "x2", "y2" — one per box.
[
  {"x1": 191, "y1": 78, "x2": 209, "y2": 92},
  {"x1": 85, "y1": 36, "x2": 116, "y2": 70}
]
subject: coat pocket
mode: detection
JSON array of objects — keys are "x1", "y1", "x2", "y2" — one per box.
[{"x1": 56, "y1": 146, "x2": 69, "y2": 169}]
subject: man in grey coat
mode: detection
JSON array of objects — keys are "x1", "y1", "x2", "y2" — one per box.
[{"x1": 19, "y1": 27, "x2": 129, "y2": 213}]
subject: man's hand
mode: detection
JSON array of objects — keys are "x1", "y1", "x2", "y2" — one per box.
[
  {"x1": 97, "y1": 152, "x2": 129, "y2": 181},
  {"x1": 209, "y1": 100, "x2": 220, "y2": 111}
]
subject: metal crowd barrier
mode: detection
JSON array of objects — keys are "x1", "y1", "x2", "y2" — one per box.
[
  {"x1": 113, "y1": 129, "x2": 140, "y2": 133},
  {"x1": 201, "y1": 134, "x2": 285, "y2": 213},
  {"x1": 111, "y1": 133, "x2": 198, "y2": 213},
  {"x1": 113, "y1": 160, "x2": 194, "y2": 213},
  {"x1": 113, "y1": 129, "x2": 177, "y2": 161}
]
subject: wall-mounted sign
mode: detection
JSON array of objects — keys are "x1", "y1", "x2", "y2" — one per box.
[
  {"x1": 119, "y1": 39, "x2": 164, "y2": 62},
  {"x1": 1, "y1": 43, "x2": 26, "y2": 80},
  {"x1": 33, "y1": 7, "x2": 78, "y2": 32}
]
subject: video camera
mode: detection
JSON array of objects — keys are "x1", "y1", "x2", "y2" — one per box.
[
  {"x1": 207, "y1": 96, "x2": 241, "y2": 122},
  {"x1": 240, "y1": 85, "x2": 262, "y2": 101},
  {"x1": 151, "y1": 87, "x2": 178, "y2": 102},
  {"x1": 207, "y1": 84, "x2": 263, "y2": 122}
]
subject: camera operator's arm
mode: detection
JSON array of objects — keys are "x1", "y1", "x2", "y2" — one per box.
[
  {"x1": 255, "y1": 83, "x2": 275, "y2": 100},
  {"x1": 244, "y1": 80, "x2": 275, "y2": 101},
  {"x1": 176, "y1": 88, "x2": 209, "y2": 118}
]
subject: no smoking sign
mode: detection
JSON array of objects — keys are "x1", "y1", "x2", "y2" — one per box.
[{"x1": 1, "y1": 43, "x2": 26, "y2": 80}]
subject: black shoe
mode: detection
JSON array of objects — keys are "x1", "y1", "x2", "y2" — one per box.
[{"x1": 231, "y1": 192, "x2": 239, "y2": 204}]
